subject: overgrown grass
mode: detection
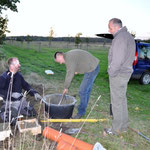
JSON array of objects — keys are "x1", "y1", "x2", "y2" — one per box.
[{"x1": 0, "y1": 43, "x2": 150, "y2": 150}]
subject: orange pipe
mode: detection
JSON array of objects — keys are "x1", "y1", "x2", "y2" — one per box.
[
  {"x1": 43, "y1": 127, "x2": 94, "y2": 150},
  {"x1": 57, "y1": 140, "x2": 78, "y2": 150}
]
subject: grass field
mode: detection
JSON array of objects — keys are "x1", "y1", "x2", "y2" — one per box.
[{"x1": 0, "y1": 43, "x2": 150, "y2": 150}]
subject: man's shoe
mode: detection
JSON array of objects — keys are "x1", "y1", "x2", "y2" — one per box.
[
  {"x1": 104, "y1": 128, "x2": 115, "y2": 135},
  {"x1": 72, "y1": 114, "x2": 83, "y2": 119}
]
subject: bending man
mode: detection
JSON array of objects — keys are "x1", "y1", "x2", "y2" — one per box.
[{"x1": 54, "y1": 49, "x2": 99, "y2": 119}]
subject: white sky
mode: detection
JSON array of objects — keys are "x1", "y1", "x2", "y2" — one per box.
[{"x1": 2, "y1": 0, "x2": 150, "y2": 39}]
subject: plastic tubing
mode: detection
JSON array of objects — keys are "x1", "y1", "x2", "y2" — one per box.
[
  {"x1": 43, "y1": 127, "x2": 93, "y2": 150},
  {"x1": 57, "y1": 140, "x2": 78, "y2": 150}
]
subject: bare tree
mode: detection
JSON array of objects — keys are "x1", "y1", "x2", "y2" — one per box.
[
  {"x1": 85, "y1": 37, "x2": 89, "y2": 50},
  {"x1": 49, "y1": 27, "x2": 54, "y2": 47},
  {"x1": 26, "y1": 35, "x2": 32, "y2": 49},
  {"x1": 75, "y1": 32, "x2": 82, "y2": 48}
]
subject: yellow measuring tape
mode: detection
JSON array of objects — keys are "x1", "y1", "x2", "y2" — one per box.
[{"x1": 40, "y1": 119, "x2": 108, "y2": 123}]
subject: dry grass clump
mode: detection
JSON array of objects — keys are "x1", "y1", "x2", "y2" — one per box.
[
  {"x1": 24, "y1": 72, "x2": 44, "y2": 85},
  {"x1": 24, "y1": 72, "x2": 62, "y2": 95}
]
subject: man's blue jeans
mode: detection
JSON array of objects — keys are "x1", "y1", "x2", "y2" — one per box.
[{"x1": 78, "y1": 65, "x2": 99, "y2": 116}]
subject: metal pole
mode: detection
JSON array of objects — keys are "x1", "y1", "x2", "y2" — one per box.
[
  {"x1": 40, "y1": 118, "x2": 108, "y2": 123},
  {"x1": 129, "y1": 127, "x2": 150, "y2": 143}
]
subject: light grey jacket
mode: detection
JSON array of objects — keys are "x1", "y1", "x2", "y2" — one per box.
[
  {"x1": 108, "y1": 26, "x2": 136, "y2": 77},
  {"x1": 64, "y1": 49, "x2": 99, "y2": 89}
]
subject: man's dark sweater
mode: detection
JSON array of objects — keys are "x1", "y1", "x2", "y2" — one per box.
[
  {"x1": 63, "y1": 49, "x2": 99, "y2": 89},
  {"x1": 0, "y1": 70, "x2": 37, "y2": 100}
]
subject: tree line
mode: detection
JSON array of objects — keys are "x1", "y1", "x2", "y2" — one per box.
[
  {"x1": 0, "y1": 0, "x2": 150, "y2": 45},
  {"x1": 5, "y1": 35, "x2": 112, "y2": 43}
]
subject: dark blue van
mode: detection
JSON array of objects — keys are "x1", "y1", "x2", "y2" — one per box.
[
  {"x1": 96, "y1": 34, "x2": 150, "y2": 84},
  {"x1": 132, "y1": 42, "x2": 150, "y2": 84}
]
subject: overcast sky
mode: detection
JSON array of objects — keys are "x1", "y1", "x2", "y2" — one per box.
[{"x1": 2, "y1": 0, "x2": 150, "y2": 39}]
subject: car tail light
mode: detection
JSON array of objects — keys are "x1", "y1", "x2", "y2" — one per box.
[{"x1": 133, "y1": 51, "x2": 138, "y2": 66}]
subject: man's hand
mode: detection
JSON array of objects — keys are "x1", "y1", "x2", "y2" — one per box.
[
  {"x1": 34, "y1": 93, "x2": 42, "y2": 101},
  {"x1": 0, "y1": 96, "x2": 3, "y2": 101},
  {"x1": 63, "y1": 89, "x2": 68, "y2": 95}
]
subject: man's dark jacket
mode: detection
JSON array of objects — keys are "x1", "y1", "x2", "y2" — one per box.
[{"x1": 0, "y1": 71, "x2": 37, "y2": 100}]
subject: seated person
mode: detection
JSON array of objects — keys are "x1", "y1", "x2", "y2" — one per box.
[{"x1": 0, "y1": 57, "x2": 42, "y2": 125}]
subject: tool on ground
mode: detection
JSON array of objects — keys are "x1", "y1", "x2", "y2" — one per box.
[
  {"x1": 40, "y1": 118, "x2": 108, "y2": 123},
  {"x1": 58, "y1": 93, "x2": 65, "y2": 105},
  {"x1": 129, "y1": 127, "x2": 150, "y2": 143},
  {"x1": 65, "y1": 128, "x2": 81, "y2": 134}
]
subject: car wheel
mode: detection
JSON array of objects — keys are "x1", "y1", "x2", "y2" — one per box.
[{"x1": 139, "y1": 72, "x2": 150, "y2": 85}]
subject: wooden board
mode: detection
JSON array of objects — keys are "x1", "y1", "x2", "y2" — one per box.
[{"x1": 17, "y1": 118, "x2": 41, "y2": 135}]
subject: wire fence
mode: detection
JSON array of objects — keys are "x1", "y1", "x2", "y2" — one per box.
[{"x1": 5, "y1": 40, "x2": 111, "y2": 51}]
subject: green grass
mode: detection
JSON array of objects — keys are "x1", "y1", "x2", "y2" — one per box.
[{"x1": 0, "y1": 43, "x2": 150, "y2": 150}]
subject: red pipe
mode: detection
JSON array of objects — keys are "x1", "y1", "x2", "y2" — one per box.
[{"x1": 43, "y1": 127, "x2": 94, "y2": 150}]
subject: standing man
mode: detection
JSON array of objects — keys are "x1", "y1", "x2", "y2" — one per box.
[
  {"x1": 54, "y1": 49, "x2": 99, "y2": 119},
  {"x1": 104, "y1": 18, "x2": 135, "y2": 135},
  {"x1": 0, "y1": 57, "x2": 42, "y2": 124}
]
